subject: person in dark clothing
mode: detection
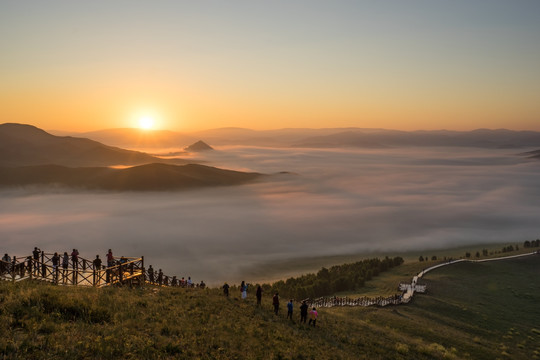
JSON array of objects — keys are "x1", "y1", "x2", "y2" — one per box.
[
  {"x1": 287, "y1": 299, "x2": 294, "y2": 320},
  {"x1": 106, "y1": 249, "x2": 114, "y2": 267},
  {"x1": 1, "y1": 254, "x2": 10, "y2": 274},
  {"x1": 256, "y1": 285, "x2": 262, "y2": 306},
  {"x1": 300, "y1": 300, "x2": 308, "y2": 323},
  {"x1": 148, "y1": 265, "x2": 154, "y2": 283},
  {"x1": 71, "y1": 249, "x2": 79, "y2": 269},
  {"x1": 62, "y1": 252, "x2": 69, "y2": 283},
  {"x1": 32, "y1": 247, "x2": 40, "y2": 274},
  {"x1": 157, "y1": 269, "x2": 163, "y2": 286},
  {"x1": 52, "y1": 252, "x2": 60, "y2": 281},
  {"x1": 272, "y1": 292, "x2": 280, "y2": 315},
  {"x1": 93, "y1": 255, "x2": 102, "y2": 269},
  {"x1": 223, "y1": 282, "x2": 229, "y2": 297}
]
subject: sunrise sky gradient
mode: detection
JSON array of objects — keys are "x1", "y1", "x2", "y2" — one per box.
[{"x1": 1, "y1": 1, "x2": 539, "y2": 132}]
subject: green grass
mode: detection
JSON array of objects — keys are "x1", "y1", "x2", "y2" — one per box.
[
  {"x1": 0, "y1": 255, "x2": 538, "y2": 359},
  {"x1": 246, "y1": 242, "x2": 529, "y2": 285}
]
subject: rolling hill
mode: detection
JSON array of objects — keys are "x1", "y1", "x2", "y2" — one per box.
[
  {"x1": 0, "y1": 255, "x2": 537, "y2": 359},
  {"x1": 0, "y1": 123, "x2": 178, "y2": 167},
  {"x1": 0, "y1": 163, "x2": 261, "y2": 191}
]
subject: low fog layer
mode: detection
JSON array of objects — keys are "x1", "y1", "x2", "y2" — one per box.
[{"x1": 2, "y1": 147, "x2": 539, "y2": 285}]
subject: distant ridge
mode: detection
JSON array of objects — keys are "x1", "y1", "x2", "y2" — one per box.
[
  {"x1": 0, "y1": 123, "x2": 182, "y2": 167},
  {"x1": 70, "y1": 128, "x2": 197, "y2": 149},
  {"x1": 0, "y1": 163, "x2": 261, "y2": 191},
  {"x1": 519, "y1": 149, "x2": 540, "y2": 159},
  {"x1": 292, "y1": 128, "x2": 540, "y2": 149},
  {"x1": 185, "y1": 140, "x2": 214, "y2": 152}
]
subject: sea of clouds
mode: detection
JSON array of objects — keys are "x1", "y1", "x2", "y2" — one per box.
[{"x1": 1, "y1": 146, "x2": 539, "y2": 285}]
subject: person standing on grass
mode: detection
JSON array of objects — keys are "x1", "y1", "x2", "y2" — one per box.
[
  {"x1": 272, "y1": 292, "x2": 280, "y2": 315},
  {"x1": 300, "y1": 301, "x2": 308, "y2": 323},
  {"x1": 148, "y1": 265, "x2": 155, "y2": 284},
  {"x1": 308, "y1": 307, "x2": 318, "y2": 327},
  {"x1": 256, "y1": 285, "x2": 262, "y2": 306},
  {"x1": 241, "y1": 281, "x2": 247, "y2": 299},
  {"x1": 223, "y1": 282, "x2": 230, "y2": 297},
  {"x1": 287, "y1": 299, "x2": 294, "y2": 320}
]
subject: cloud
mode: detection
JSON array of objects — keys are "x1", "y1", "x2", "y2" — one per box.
[{"x1": 1, "y1": 146, "x2": 539, "y2": 286}]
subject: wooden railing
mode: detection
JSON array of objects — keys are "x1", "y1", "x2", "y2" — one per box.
[
  {"x1": 0, "y1": 252, "x2": 145, "y2": 288},
  {"x1": 306, "y1": 294, "x2": 404, "y2": 308}
]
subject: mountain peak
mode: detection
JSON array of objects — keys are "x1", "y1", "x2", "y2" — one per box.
[{"x1": 185, "y1": 140, "x2": 214, "y2": 152}]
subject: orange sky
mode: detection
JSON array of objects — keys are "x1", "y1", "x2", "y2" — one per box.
[{"x1": 1, "y1": 1, "x2": 539, "y2": 132}]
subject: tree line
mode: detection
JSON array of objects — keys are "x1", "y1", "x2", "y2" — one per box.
[
  {"x1": 523, "y1": 239, "x2": 540, "y2": 248},
  {"x1": 261, "y1": 256, "x2": 404, "y2": 300}
]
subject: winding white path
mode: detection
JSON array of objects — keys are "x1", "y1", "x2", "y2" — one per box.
[{"x1": 401, "y1": 251, "x2": 538, "y2": 303}]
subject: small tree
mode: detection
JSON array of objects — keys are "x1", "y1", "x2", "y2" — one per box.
[
  {"x1": 475, "y1": 251, "x2": 480, "y2": 258},
  {"x1": 431, "y1": 255, "x2": 437, "y2": 261},
  {"x1": 465, "y1": 252, "x2": 471, "y2": 258},
  {"x1": 419, "y1": 255, "x2": 424, "y2": 262}
]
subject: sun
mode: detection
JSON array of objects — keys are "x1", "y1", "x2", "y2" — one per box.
[{"x1": 138, "y1": 116, "x2": 155, "y2": 130}]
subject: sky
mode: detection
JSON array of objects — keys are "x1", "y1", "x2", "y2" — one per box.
[{"x1": 1, "y1": 0, "x2": 540, "y2": 132}]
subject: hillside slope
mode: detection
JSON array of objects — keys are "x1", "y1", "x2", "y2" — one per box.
[
  {"x1": 0, "y1": 123, "x2": 177, "y2": 167},
  {"x1": 0, "y1": 163, "x2": 261, "y2": 191},
  {"x1": 0, "y1": 256, "x2": 538, "y2": 359}
]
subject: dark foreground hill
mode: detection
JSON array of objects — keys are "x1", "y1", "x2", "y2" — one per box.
[
  {"x1": 0, "y1": 123, "x2": 181, "y2": 167},
  {"x1": 0, "y1": 256, "x2": 538, "y2": 359},
  {"x1": 0, "y1": 163, "x2": 261, "y2": 191}
]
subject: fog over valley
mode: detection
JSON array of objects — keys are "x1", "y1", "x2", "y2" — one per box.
[{"x1": 1, "y1": 146, "x2": 539, "y2": 286}]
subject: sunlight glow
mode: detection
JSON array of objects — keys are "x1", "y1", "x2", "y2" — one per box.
[{"x1": 138, "y1": 116, "x2": 155, "y2": 130}]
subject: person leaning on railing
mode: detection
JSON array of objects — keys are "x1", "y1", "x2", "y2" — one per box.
[{"x1": 1, "y1": 253, "x2": 11, "y2": 274}]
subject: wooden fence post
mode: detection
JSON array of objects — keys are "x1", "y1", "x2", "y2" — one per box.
[
  {"x1": 28, "y1": 258, "x2": 32, "y2": 280},
  {"x1": 141, "y1": 256, "x2": 145, "y2": 286},
  {"x1": 11, "y1": 257, "x2": 16, "y2": 283},
  {"x1": 41, "y1": 251, "x2": 45, "y2": 278}
]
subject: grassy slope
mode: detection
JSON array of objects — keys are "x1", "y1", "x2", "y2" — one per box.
[{"x1": 1, "y1": 256, "x2": 539, "y2": 360}]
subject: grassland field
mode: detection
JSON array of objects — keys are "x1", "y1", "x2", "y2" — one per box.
[{"x1": 0, "y1": 243, "x2": 538, "y2": 359}]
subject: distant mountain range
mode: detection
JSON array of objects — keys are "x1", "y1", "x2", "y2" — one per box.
[
  {"x1": 0, "y1": 163, "x2": 261, "y2": 191},
  {"x1": 54, "y1": 127, "x2": 540, "y2": 149},
  {"x1": 52, "y1": 128, "x2": 197, "y2": 150},
  {"x1": 0, "y1": 123, "x2": 261, "y2": 191},
  {"x1": 291, "y1": 129, "x2": 540, "y2": 149}
]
